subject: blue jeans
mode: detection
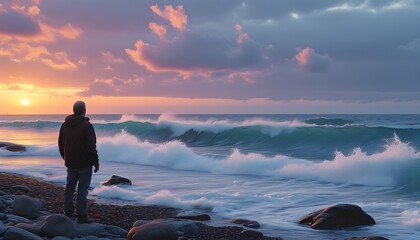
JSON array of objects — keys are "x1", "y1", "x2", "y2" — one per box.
[{"x1": 64, "y1": 166, "x2": 92, "y2": 217}]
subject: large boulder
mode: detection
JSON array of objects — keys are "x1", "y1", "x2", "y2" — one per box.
[
  {"x1": 40, "y1": 214, "x2": 76, "y2": 238},
  {"x1": 12, "y1": 195, "x2": 45, "y2": 219},
  {"x1": 298, "y1": 204, "x2": 375, "y2": 229},
  {"x1": 0, "y1": 142, "x2": 26, "y2": 152},
  {"x1": 127, "y1": 222, "x2": 178, "y2": 240},
  {"x1": 4, "y1": 226, "x2": 43, "y2": 240},
  {"x1": 102, "y1": 175, "x2": 132, "y2": 186}
]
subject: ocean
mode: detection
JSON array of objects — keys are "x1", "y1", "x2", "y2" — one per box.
[{"x1": 1, "y1": 114, "x2": 419, "y2": 239}]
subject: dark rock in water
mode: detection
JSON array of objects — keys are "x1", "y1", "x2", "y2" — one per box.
[
  {"x1": 230, "y1": 218, "x2": 261, "y2": 228},
  {"x1": 241, "y1": 229, "x2": 264, "y2": 239},
  {"x1": 175, "y1": 214, "x2": 211, "y2": 221},
  {"x1": 127, "y1": 222, "x2": 178, "y2": 240},
  {"x1": 102, "y1": 175, "x2": 132, "y2": 186},
  {"x1": 346, "y1": 236, "x2": 389, "y2": 240},
  {"x1": 11, "y1": 185, "x2": 31, "y2": 194},
  {"x1": 0, "y1": 142, "x2": 26, "y2": 152},
  {"x1": 298, "y1": 204, "x2": 375, "y2": 229}
]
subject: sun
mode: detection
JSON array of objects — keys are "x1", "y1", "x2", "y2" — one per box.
[{"x1": 21, "y1": 99, "x2": 30, "y2": 106}]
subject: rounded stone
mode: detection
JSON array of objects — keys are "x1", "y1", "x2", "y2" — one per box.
[
  {"x1": 127, "y1": 222, "x2": 178, "y2": 240},
  {"x1": 12, "y1": 195, "x2": 42, "y2": 219},
  {"x1": 41, "y1": 214, "x2": 76, "y2": 238},
  {"x1": 4, "y1": 226, "x2": 43, "y2": 240}
]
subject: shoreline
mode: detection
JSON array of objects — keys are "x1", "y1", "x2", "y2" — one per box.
[{"x1": 0, "y1": 172, "x2": 282, "y2": 240}]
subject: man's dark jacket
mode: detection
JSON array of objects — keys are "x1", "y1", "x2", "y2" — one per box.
[{"x1": 58, "y1": 115, "x2": 99, "y2": 168}]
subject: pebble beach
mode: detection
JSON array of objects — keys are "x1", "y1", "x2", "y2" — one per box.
[{"x1": 0, "y1": 172, "x2": 281, "y2": 240}]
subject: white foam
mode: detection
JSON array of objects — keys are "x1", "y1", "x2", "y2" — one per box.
[
  {"x1": 91, "y1": 185, "x2": 139, "y2": 201},
  {"x1": 3, "y1": 131, "x2": 419, "y2": 188},
  {"x1": 144, "y1": 189, "x2": 213, "y2": 210},
  {"x1": 402, "y1": 210, "x2": 420, "y2": 230},
  {"x1": 98, "y1": 132, "x2": 419, "y2": 187},
  {"x1": 90, "y1": 185, "x2": 213, "y2": 210}
]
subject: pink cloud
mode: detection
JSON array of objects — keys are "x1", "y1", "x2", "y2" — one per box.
[
  {"x1": 150, "y1": 4, "x2": 188, "y2": 32},
  {"x1": 41, "y1": 51, "x2": 77, "y2": 71},
  {"x1": 295, "y1": 47, "x2": 331, "y2": 72},
  {"x1": 125, "y1": 4, "x2": 268, "y2": 83},
  {"x1": 102, "y1": 50, "x2": 125, "y2": 63},
  {"x1": 149, "y1": 22, "x2": 167, "y2": 39},
  {"x1": 295, "y1": 47, "x2": 312, "y2": 65},
  {"x1": 28, "y1": 5, "x2": 40, "y2": 16},
  {"x1": 235, "y1": 24, "x2": 249, "y2": 45},
  {"x1": 125, "y1": 40, "x2": 191, "y2": 77}
]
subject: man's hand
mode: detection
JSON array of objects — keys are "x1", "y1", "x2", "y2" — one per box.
[{"x1": 94, "y1": 165, "x2": 99, "y2": 173}]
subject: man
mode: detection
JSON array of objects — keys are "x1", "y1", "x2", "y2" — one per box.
[{"x1": 58, "y1": 101, "x2": 99, "y2": 224}]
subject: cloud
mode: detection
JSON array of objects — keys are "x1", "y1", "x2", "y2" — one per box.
[
  {"x1": 41, "y1": 51, "x2": 78, "y2": 70},
  {"x1": 0, "y1": 42, "x2": 49, "y2": 60},
  {"x1": 295, "y1": 47, "x2": 330, "y2": 72},
  {"x1": 150, "y1": 4, "x2": 188, "y2": 32},
  {"x1": 126, "y1": 5, "x2": 268, "y2": 81},
  {"x1": 0, "y1": 4, "x2": 40, "y2": 36},
  {"x1": 102, "y1": 50, "x2": 125, "y2": 63},
  {"x1": 78, "y1": 76, "x2": 144, "y2": 96},
  {"x1": 235, "y1": 23, "x2": 249, "y2": 45},
  {"x1": 149, "y1": 22, "x2": 167, "y2": 39},
  {"x1": 126, "y1": 31, "x2": 267, "y2": 78}
]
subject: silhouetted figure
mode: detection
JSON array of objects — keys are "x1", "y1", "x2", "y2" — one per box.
[{"x1": 58, "y1": 101, "x2": 99, "y2": 224}]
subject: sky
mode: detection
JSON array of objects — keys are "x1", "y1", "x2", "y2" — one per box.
[{"x1": 0, "y1": 0, "x2": 419, "y2": 114}]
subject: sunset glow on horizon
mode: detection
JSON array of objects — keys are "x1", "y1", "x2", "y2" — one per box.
[{"x1": 0, "y1": 0, "x2": 419, "y2": 114}]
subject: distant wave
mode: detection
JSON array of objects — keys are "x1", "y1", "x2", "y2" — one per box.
[{"x1": 2, "y1": 114, "x2": 420, "y2": 160}]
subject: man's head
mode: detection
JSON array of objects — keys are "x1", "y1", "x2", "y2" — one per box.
[{"x1": 73, "y1": 101, "x2": 86, "y2": 116}]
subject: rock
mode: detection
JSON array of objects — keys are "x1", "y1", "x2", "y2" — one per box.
[
  {"x1": 0, "y1": 142, "x2": 26, "y2": 152},
  {"x1": 133, "y1": 219, "x2": 197, "y2": 237},
  {"x1": 4, "y1": 226, "x2": 43, "y2": 240},
  {"x1": 104, "y1": 225, "x2": 128, "y2": 237},
  {"x1": 175, "y1": 214, "x2": 211, "y2": 221},
  {"x1": 74, "y1": 222, "x2": 108, "y2": 237},
  {"x1": 0, "y1": 223, "x2": 8, "y2": 235},
  {"x1": 102, "y1": 175, "x2": 132, "y2": 186},
  {"x1": 0, "y1": 200, "x2": 7, "y2": 212},
  {"x1": 346, "y1": 236, "x2": 389, "y2": 240},
  {"x1": 229, "y1": 218, "x2": 261, "y2": 228},
  {"x1": 14, "y1": 223, "x2": 42, "y2": 236},
  {"x1": 241, "y1": 230, "x2": 264, "y2": 239},
  {"x1": 11, "y1": 185, "x2": 31, "y2": 194},
  {"x1": 12, "y1": 195, "x2": 44, "y2": 219},
  {"x1": 79, "y1": 236, "x2": 101, "y2": 240},
  {"x1": 40, "y1": 214, "x2": 76, "y2": 238},
  {"x1": 133, "y1": 220, "x2": 149, "y2": 227},
  {"x1": 298, "y1": 204, "x2": 376, "y2": 229},
  {"x1": 51, "y1": 237, "x2": 73, "y2": 240},
  {"x1": 127, "y1": 222, "x2": 178, "y2": 240},
  {"x1": 5, "y1": 214, "x2": 34, "y2": 224}
]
